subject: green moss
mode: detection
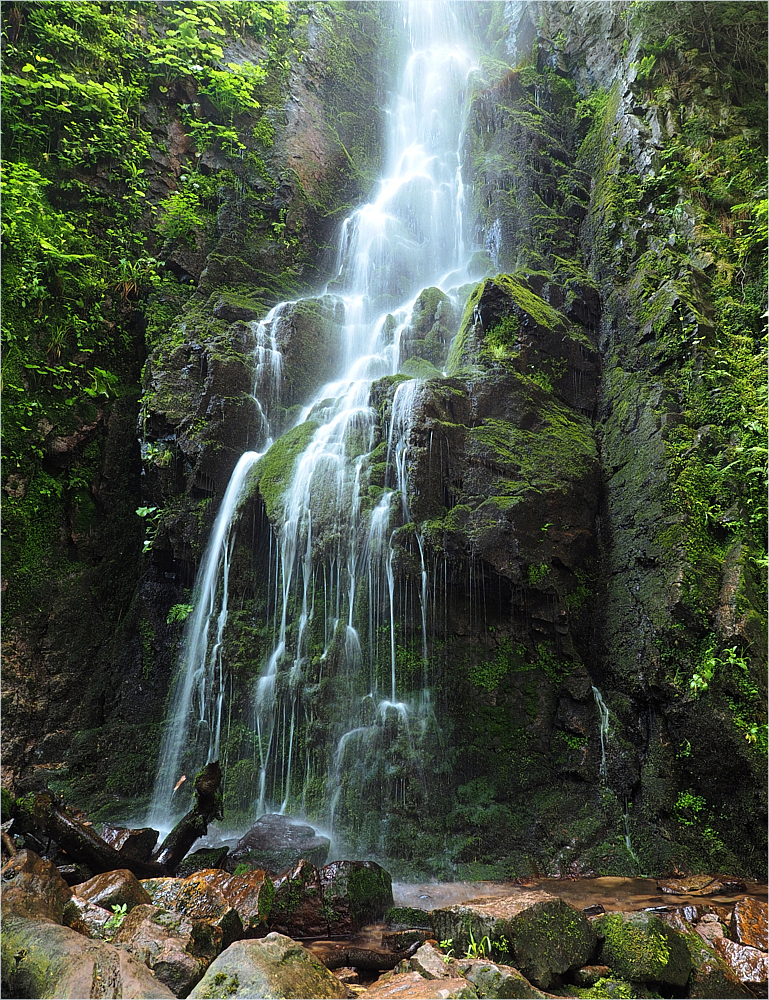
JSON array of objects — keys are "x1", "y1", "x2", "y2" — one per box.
[
  {"x1": 595, "y1": 912, "x2": 691, "y2": 986},
  {"x1": 250, "y1": 419, "x2": 319, "y2": 522}
]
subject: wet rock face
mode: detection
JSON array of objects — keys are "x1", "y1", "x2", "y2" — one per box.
[
  {"x1": 731, "y1": 897, "x2": 769, "y2": 952},
  {"x1": 0, "y1": 849, "x2": 72, "y2": 922},
  {"x1": 225, "y1": 812, "x2": 330, "y2": 876},
  {"x1": 141, "y1": 875, "x2": 244, "y2": 949},
  {"x1": 72, "y1": 869, "x2": 152, "y2": 913}
]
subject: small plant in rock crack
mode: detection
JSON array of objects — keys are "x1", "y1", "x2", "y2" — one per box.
[
  {"x1": 465, "y1": 927, "x2": 492, "y2": 959},
  {"x1": 439, "y1": 938, "x2": 454, "y2": 963},
  {"x1": 104, "y1": 903, "x2": 128, "y2": 937}
]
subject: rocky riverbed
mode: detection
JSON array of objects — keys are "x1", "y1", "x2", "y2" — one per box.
[{"x1": 2, "y1": 840, "x2": 766, "y2": 999}]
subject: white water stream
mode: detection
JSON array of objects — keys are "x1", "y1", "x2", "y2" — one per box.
[{"x1": 149, "y1": 2, "x2": 479, "y2": 847}]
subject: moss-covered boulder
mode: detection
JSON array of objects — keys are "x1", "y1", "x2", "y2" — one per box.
[
  {"x1": 594, "y1": 911, "x2": 691, "y2": 986},
  {"x1": 320, "y1": 859, "x2": 394, "y2": 933},
  {"x1": 1, "y1": 913, "x2": 176, "y2": 999},
  {"x1": 187, "y1": 932, "x2": 347, "y2": 999},
  {"x1": 431, "y1": 890, "x2": 596, "y2": 989},
  {"x1": 455, "y1": 957, "x2": 550, "y2": 998}
]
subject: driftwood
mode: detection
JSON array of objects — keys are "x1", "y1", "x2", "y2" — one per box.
[
  {"x1": 14, "y1": 792, "x2": 169, "y2": 878},
  {"x1": 315, "y1": 939, "x2": 423, "y2": 972},
  {"x1": 151, "y1": 761, "x2": 223, "y2": 871},
  {"x1": 12, "y1": 761, "x2": 223, "y2": 879}
]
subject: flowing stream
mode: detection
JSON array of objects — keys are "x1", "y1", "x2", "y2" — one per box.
[{"x1": 149, "y1": 1, "x2": 479, "y2": 851}]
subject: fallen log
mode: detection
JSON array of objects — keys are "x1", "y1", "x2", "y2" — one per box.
[
  {"x1": 151, "y1": 761, "x2": 223, "y2": 871},
  {"x1": 13, "y1": 792, "x2": 169, "y2": 878}
]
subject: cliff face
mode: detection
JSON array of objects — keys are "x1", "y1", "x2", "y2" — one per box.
[{"x1": 2, "y1": 1, "x2": 766, "y2": 880}]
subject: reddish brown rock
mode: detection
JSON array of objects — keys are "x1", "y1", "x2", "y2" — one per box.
[
  {"x1": 195, "y1": 867, "x2": 273, "y2": 936},
  {"x1": 72, "y1": 868, "x2": 152, "y2": 912},
  {"x1": 731, "y1": 897, "x2": 768, "y2": 952},
  {"x1": 141, "y1": 874, "x2": 244, "y2": 947},
  {"x1": 62, "y1": 895, "x2": 113, "y2": 939},
  {"x1": 715, "y1": 937, "x2": 769, "y2": 988},
  {"x1": 696, "y1": 912, "x2": 726, "y2": 946},
  {"x1": 225, "y1": 813, "x2": 330, "y2": 874},
  {"x1": 112, "y1": 902, "x2": 221, "y2": 997},
  {"x1": 360, "y1": 971, "x2": 478, "y2": 998},
  {"x1": 270, "y1": 859, "x2": 328, "y2": 937},
  {"x1": 0, "y1": 848, "x2": 72, "y2": 921}
]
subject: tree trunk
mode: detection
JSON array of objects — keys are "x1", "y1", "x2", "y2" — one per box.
[{"x1": 151, "y1": 761, "x2": 223, "y2": 871}]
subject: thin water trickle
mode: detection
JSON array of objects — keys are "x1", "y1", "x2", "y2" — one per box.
[
  {"x1": 592, "y1": 685, "x2": 610, "y2": 781},
  {"x1": 149, "y1": 1, "x2": 480, "y2": 847}
]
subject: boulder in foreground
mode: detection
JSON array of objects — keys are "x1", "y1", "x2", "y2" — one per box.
[
  {"x1": 1, "y1": 913, "x2": 175, "y2": 999},
  {"x1": 188, "y1": 932, "x2": 347, "y2": 999}
]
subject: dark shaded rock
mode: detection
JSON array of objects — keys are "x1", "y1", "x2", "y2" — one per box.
[
  {"x1": 730, "y1": 897, "x2": 768, "y2": 951},
  {"x1": 657, "y1": 911, "x2": 752, "y2": 999},
  {"x1": 226, "y1": 812, "x2": 330, "y2": 875},
  {"x1": 176, "y1": 846, "x2": 230, "y2": 879},
  {"x1": 569, "y1": 964, "x2": 612, "y2": 986},
  {"x1": 0, "y1": 848, "x2": 72, "y2": 922},
  {"x1": 582, "y1": 904, "x2": 605, "y2": 917},
  {"x1": 188, "y1": 932, "x2": 347, "y2": 999},
  {"x1": 62, "y1": 895, "x2": 113, "y2": 939},
  {"x1": 594, "y1": 911, "x2": 691, "y2": 986},
  {"x1": 431, "y1": 890, "x2": 596, "y2": 989},
  {"x1": 141, "y1": 875, "x2": 244, "y2": 949},
  {"x1": 320, "y1": 860, "x2": 394, "y2": 933},
  {"x1": 386, "y1": 905, "x2": 433, "y2": 930},
  {"x1": 383, "y1": 929, "x2": 431, "y2": 951},
  {"x1": 112, "y1": 902, "x2": 222, "y2": 998},
  {"x1": 72, "y1": 868, "x2": 152, "y2": 913},
  {"x1": 101, "y1": 825, "x2": 159, "y2": 863},
  {"x1": 1, "y1": 913, "x2": 176, "y2": 999}
]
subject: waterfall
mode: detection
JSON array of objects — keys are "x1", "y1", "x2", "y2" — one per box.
[
  {"x1": 592, "y1": 685, "x2": 610, "y2": 781},
  {"x1": 149, "y1": 1, "x2": 478, "y2": 849}
]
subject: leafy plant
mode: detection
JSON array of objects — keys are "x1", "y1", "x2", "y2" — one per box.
[
  {"x1": 104, "y1": 902, "x2": 128, "y2": 937},
  {"x1": 167, "y1": 603, "x2": 194, "y2": 625}
]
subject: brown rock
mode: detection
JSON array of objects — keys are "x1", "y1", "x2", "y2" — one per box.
[
  {"x1": 410, "y1": 942, "x2": 453, "y2": 979},
  {"x1": 696, "y1": 913, "x2": 726, "y2": 946},
  {"x1": 195, "y1": 867, "x2": 273, "y2": 936},
  {"x1": 657, "y1": 875, "x2": 747, "y2": 897},
  {"x1": 112, "y1": 902, "x2": 221, "y2": 997},
  {"x1": 0, "y1": 848, "x2": 72, "y2": 921},
  {"x1": 570, "y1": 964, "x2": 612, "y2": 986},
  {"x1": 62, "y1": 895, "x2": 113, "y2": 939},
  {"x1": 1, "y1": 913, "x2": 176, "y2": 998},
  {"x1": 715, "y1": 937, "x2": 769, "y2": 987},
  {"x1": 270, "y1": 858, "x2": 328, "y2": 937},
  {"x1": 361, "y1": 971, "x2": 478, "y2": 999},
  {"x1": 731, "y1": 897, "x2": 768, "y2": 951},
  {"x1": 73, "y1": 868, "x2": 152, "y2": 912},
  {"x1": 141, "y1": 874, "x2": 244, "y2": 948}
]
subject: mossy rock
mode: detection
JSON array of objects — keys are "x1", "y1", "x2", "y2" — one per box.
[
  {"x1": 431, "y1": 890, "x2": 596, "y2": 989},
  {"x1": 385, "y1": 905, "x2": 433, "y2": 930},
  {"x1": 594, "y1": 911, "x2": 691, "y2": 986}
]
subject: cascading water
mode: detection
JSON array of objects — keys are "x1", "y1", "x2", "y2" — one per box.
[
  {"x1": 149, "y1": 2, "x2": 478, "y2": 852},
  {"x1": 592, "y1": 685, "x2": 610, "y2": 782}
]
